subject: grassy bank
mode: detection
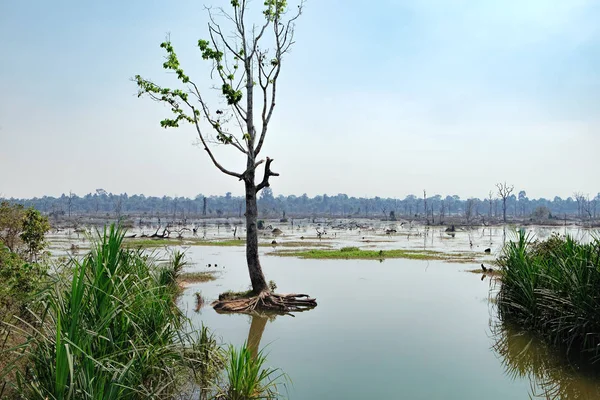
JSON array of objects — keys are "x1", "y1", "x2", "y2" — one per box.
[
  {"x1": 497, "y1": 231, "x2": 600, "y2": 362},
  {"x1": 270, "y1": 246, "x2": 477, "y2": 262}
]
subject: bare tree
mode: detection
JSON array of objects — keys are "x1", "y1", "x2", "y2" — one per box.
[
  {"x1": 573, "y1": 192, "x2": 585, "y2": 219},
  {"x1": 114, "y1": 196, "x2": 122, "y2": 219},
  {"x1": 496, "y1": 182, "x2": 514, "y2": 223},
  {"x1": 465, "y1": 198, "x2": 475, "y2": 224},
  {"x1": 488, "y1": 191, "x2": 493, "y2": 219},
  {"x1": 440, "y1": 200, "x2": 446, "y2": 222},
  {"x1": 582, "y1": 195, "x2": 593, "y2": 220},
  {"x1": 67, "y1": 190, "x2": 74, "y2": 218},
  {"x1": 135, "y1": 0, "x2": 315, "y2": 312}
]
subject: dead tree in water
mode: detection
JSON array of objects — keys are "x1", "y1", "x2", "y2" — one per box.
[
  {"x1": 496, "y1": 182, "x2": 514, "y2": 223},
  {"x1": 573, "y1": 192, "x2": 585, "y2": 219},
  {"x1": 465, "y1": 198, "x2": 475, "y2": 224},
  {"x1": 135, "y1": 0, "x2": 315, "y2": 314},
  {"x1": 423, "y1": 190, "x2": 427, "y2": 221},
  {"x1": 439, "y1": 200, "x2": 446, "y2": 223}
]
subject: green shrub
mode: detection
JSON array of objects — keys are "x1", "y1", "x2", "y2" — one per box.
[{"x1": 0, "y1": 246, "x2": 47, "y2": 314}]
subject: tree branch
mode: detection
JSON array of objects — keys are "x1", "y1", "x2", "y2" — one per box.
[
  {"x1": 255, "y1": 2, "x2": 303, "y2": 155},
  {"x1": 256, "y1": 157, "x2": 279, "y2": 192},
  {"x1": 189, "y1": 105, "x2": 243, "y2": 179}
]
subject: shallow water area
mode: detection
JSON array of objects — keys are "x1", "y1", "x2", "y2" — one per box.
[
  {"x1": 180, "y1": 240, "x2": 599, "y2": 399},
  {"x1": 46, "y1": 222, "x2": 600, "y2": 399}
]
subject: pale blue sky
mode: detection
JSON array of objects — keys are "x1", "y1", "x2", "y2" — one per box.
[{"x1": 1, "y1": 0, "x2": 598, "y2": 199}]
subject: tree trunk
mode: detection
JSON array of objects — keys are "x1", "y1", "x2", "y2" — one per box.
[{"x1": 245, "y1": 173, "x2": 269, "y2": 294}]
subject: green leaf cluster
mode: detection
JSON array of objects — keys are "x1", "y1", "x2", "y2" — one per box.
[
  {"x1": 134, "y1": 74, "x2": 195, "y2": 129},
  {"x1": 263, "y1": 0, "x2": 287, "y2": 21},
  {"x1": 160, "y1": 41, "x2": 190, "y2": 82},
  {"x1": 198, "y1": 39, "x2": 224, "y2": 62},
  {"x1": 222, "y1": 83, "x2": 243, "y2": 105}
]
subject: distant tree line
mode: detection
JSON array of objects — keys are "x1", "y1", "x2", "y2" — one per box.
[{"x1": 2, "y1": 187, "x2": 599, "y2": 222}]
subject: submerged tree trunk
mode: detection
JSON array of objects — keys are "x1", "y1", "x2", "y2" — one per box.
[{"x1": 245, "y1": 170, "x2": 268, "y2": 294}]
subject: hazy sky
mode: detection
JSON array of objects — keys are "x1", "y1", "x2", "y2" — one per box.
[{"x1": 1, "y1": 0, "x2": 598, "y2": 200}]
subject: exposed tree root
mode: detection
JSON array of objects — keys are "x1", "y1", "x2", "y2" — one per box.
[{"x1": 212, "y1": 291, "x2": 317, "y2": 314}]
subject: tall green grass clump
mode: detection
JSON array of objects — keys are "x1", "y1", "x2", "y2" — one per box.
[
  {"x1": 497, "y1": 230, "x2": 600, "y2": 362},
  {"x1": 217, "y1": 343, "x2": 287, "y2": 400},
  {"x1": 4, "y1": 224, "x2": 223, "y2": 400}
]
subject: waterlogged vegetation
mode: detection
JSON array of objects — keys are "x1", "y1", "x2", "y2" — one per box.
[
  {"x1": 497, "y1": 231, "x2": 600, "y2": 362},
  {"x1": 5, "y1": 207, "x2": 600, "y2": 399},
  {"x1": 271, "y1": 246, "x2": 478, "y2": 262},
  {"x1": 0, "y1": 226, "x2": 287, "y2": 399},
  {"x1": 1, "y1": 0, "x2": 598, "y2": 395},
  {"x1": 122, "y1": 237, "x2": 330, "y2": 249},
  {"x1": 179, "y1": 270, "x2": 219, "y2": 283},
  {"x1": 123, "y1": 237, "x2": 246, "y2": 248},
  {"x1": 219, "y1": 345, "x2": 288, "y2": 400}
]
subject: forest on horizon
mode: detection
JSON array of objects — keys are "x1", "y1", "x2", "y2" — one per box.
[{"x1": 2, "y1": 187, "x2": 599, "y2": 220}]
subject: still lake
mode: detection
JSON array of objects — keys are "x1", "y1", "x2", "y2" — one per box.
[{"x1": 179, "y1": 236, "x2": 598, "y2": 399}]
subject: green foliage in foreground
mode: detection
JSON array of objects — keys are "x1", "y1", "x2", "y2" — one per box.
[
  {"x1": 3, "y1": 225, "x2": 223, "y2": 399},
  {"x1": 2, "y1": 225, "x2": 289, "y2": 399},
  {"x1": 271, "y1": 247, "x2": 477, "y2": 262},
  {"x1": 497, "y1": 231, "x2": 600, "y2": 362},
  {"x1": 218, "y1": 344, "x2": 288, "y2": 400}
]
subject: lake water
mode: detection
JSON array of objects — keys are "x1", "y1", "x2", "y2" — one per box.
[
  {"x1": 179, "y1": 241, "x2": 599, "y2": 399},
  {"x1": 47, "y1": 222, "x2": 599, "y2": 399}
]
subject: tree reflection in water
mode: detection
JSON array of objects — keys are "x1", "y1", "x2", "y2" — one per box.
[{"x1": 247, "y1": 313, "x2": 270, "y2": 359}]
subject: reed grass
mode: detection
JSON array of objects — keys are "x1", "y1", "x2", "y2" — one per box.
[
  {"x1": 217, "y1": 343, "x2": 288, "y2": 400},
  {"x1": 497, "y1": 230, "x2": 600, "y2": 362},
  {"x1": 1, "y1": 225, "x2": 223, "y2": 399}
]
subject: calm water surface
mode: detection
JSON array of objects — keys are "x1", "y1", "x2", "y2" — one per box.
[
  {"x1": 179, "y1": 244, "x2": 599, "y2": 399},
  {"x1": 47, "y1": 224, "x2": 599, "y2": 398}
]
